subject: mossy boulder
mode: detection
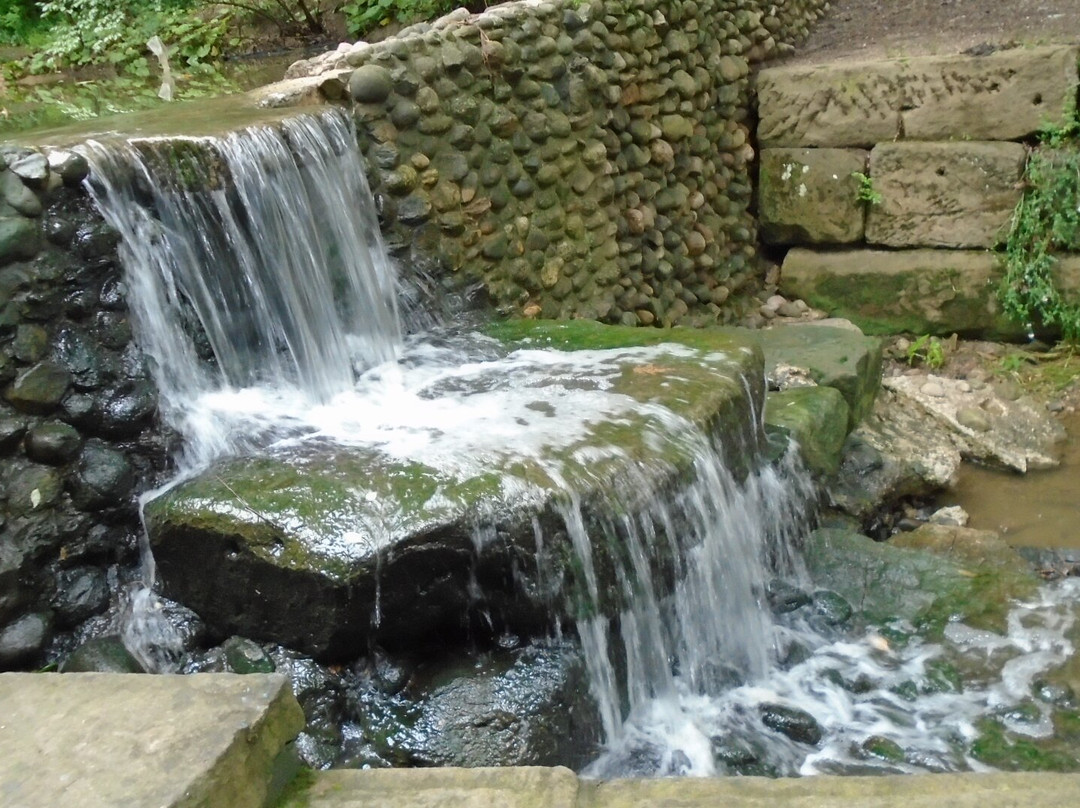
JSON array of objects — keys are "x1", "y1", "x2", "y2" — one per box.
[
  {"x1": 756, "y1": 323, "x2": 882, "y2": 427},
  {"x1": 803, "y1": 527, "x2": 1039, "y2": 637},
  {"x1": 764, "y1": 386, "x2": 849, "y2": 476},
  {"x1": 146, "y1": 323, "x2": 767, "y2": 659}
]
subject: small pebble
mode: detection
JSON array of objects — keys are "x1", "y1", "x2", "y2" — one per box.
[{"x1": 921, "y1": 381, "x2": 945, "y2": 397}]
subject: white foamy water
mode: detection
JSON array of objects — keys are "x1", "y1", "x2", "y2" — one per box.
[{"x1": 585, "y1": 577, "x2": 1080, "y2": 777}]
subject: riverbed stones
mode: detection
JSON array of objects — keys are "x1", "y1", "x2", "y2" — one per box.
[
  {"x1": 757, "y1": 46, "x2": 1080, "y2": 147},
  {"x1": 865, "y1": 142, "x2": 1026, "y2": 249},
  {"x1": 144, "y1": 325, "x2": 765, "y2": 659},
  {"x1": 0, "y1": 216, "x2": 41, "y2": 266},
  {"x1": 780, "y1": 249, "x2": 1027, "y2": 339},
  {"x1": 759, "y1": 148, "x2": 867, "y2": 244},
  {"x1": 349, "y1": 65, "x2": 393, "y2": 103}
]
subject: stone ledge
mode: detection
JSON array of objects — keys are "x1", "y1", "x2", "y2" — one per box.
[
  {"x1": 757, "y1": 46, "x2": 1080, "y2": 147},
  {"x1": 284, "y1": 767, "x2": 1080, "y2": 808},
  {"x1": 0, "y1": 673, "x2": 304, "y2": 808}
]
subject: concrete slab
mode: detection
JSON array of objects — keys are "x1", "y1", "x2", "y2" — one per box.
[
  {"x1": 289, "y1": 767, "x2": 581, "y2": 808},
  {"x1": 0, "y1": 673, "x2": 304, "y2": 808},
  {"x1": 286, "y1": 768, "x2": 1080, "y2": 808}
]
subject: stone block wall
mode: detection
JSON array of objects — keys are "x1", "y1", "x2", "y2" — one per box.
[
  {"x1": 288, "y1": 0, "x2": 829, "y2": 326},
  {"x1": 0, "y1": 146, "x2": 172, "y2": 669},
  {"x1": 756, "y1": 45, "x2": 1080, "y2": 337}
]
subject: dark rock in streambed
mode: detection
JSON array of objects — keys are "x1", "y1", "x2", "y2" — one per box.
[
  {"x1": 70, "y1": 440, "x2": 134, "y2": 511},
  {"x1": 25, "y1": 421, "x2": 82, "y2": 465},
  {"x1": 61, "y1": 636, "x2": 146, "y2": 673},
  {"x1": 759, "y1": 703, "x2": 823, "y2": 745},
  {"x1": 0, "y1": 612, "x2": 51, "y2": 668},
  {"x1": 811, "y1": 589, "x2": 853, "y2": 627},
  {"x1": 767, "y1": 579, "x2": 811, "y2": 614},
  {"x1": 349, "y1": 640, "x2": 601, "y2": 769},
  {"x1": 223, "y1": 636, "x2": 276, "y2": 674},
  {"x1": 144, "y1": 325, "x2": 766, "y2": 660},
  {"x1": 50, "y1": 565, "x2": 109, "y2": 627}
]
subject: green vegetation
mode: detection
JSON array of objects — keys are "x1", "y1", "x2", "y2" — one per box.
[
  {"x1": 340, "y1": 0, "x2": 461, "y2": 37},
  {"x1": 998, "y1": 102, "x2": 1080, "y2": 341},
  {"x1": 905, "y1": 334, "x2": 946, "y2": 369},
  {"x1": 851, "y1": 171, "x2": 882, "y2": 206}
]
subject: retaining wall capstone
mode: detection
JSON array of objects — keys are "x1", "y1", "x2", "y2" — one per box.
[{"x1": 289, "y1": 0, "x2": 829, "y2": 326}]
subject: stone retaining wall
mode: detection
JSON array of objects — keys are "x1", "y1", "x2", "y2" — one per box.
[
  {"x1": 756, "y1": 45, "x2": 1080, "y2": 337},
  {"x1": 289, "y1": 0, "x2": 828, "y2": 325},
  {"x1": 0, "y1": 147, "x2": 172, "y2": 670}
]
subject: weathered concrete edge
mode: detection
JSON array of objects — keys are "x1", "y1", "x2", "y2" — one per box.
[
  {"x1": 287, "y1": 768, "x2": 1080, "y2": 807},
  {"x1": 179, "y1": 674, "x2": 306, "y2": 808}
]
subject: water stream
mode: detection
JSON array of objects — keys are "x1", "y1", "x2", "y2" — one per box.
[{"x1": 78, "y1": 108, "x2": 1080, "y2": 776}]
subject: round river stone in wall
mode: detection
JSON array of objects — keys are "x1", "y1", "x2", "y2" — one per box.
[{"x1": 349, "y1": 66, "x2": 393, "y2": 104}]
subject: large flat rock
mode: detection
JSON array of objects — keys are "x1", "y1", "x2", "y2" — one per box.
[
  {"x1": 146, "y1": 324, "x2": 766, "y2": 659},
  {"x1": 781, "y1": 248, "x2": 1026, "y2": 338},
  {"x1": 865, "y1": 142, "x2": 1026, "y2": 248},
  {"x1": 0, "y1": 673, "x2": 303, "y2": 808},
  {"x1": 757, "y1": 46, "x2": 1080, "y2": 147},
  {"x1": 284, "y1": 767, "x2": 1080, "y2": 808}
]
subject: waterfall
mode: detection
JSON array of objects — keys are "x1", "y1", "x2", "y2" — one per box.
[
  {"x1": 80, "y1": 109, "x2": 402, "y2": 468},
  {"x1": 78, "y1": 109, "x2": 820, "y2": 769}
]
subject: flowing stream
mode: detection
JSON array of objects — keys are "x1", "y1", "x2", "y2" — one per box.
[{"x1": 78, "y1": 108, "x2": 1080, "y2": 777}]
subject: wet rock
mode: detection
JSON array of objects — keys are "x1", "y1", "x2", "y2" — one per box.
[
  {"x1": 25, "y1": 421, "x2": 82, "y2": 465},
  {"x1": 0, "y1": 216, "x2": 42, "y2": 266},
  {"x1": 51, "y1": 566, "x2": 109, "y2": 626},
  {"x1": 70, "y1": 440, "x2": 135, "y2": 511},
  {"x1": 759, "y1": 703, "x2": 822, "y2": 745},
  {"x1": 766, "y1": 579, "x2": 811, "y2": 614},
  {"x1": 811, "y1": 589, "x2": 853, "y2": 626},
  {"x1": 0, "y1": 612, "x2": 51, "y2": 668},
  {"x1": 45, "y1": 150, "x2": 89, "y2": 186},
  {"x1": 1033, "y1": 679, "x2": 1076, "y2": 708},
  {"x1": 61, "y1": 636, "x2": 146, "y2": 673},
  {"x1": 928, "y1": 505, "x2": 969, "y2": 527},
  {"x1": 2, "y1": 460, "x2": 63, "y2": 516},
  {"x1": 224, "y1": 636, "x2": 276, "y2": 674},
  {"x1": 0, "y1": 415, "x2": 27, "y2": 450},
  {"x1": 764, "y1": 385, "x2": 849, "y2": 476},
  {"x1": 860, "y1": 735, "x2": 905, "y2": 763},
  {"x1": 352, "y1": 641, "x2": 600, "y2": 769},
  {"x1": 5, "y1": 362, "x2": 71, "y2": 413}
]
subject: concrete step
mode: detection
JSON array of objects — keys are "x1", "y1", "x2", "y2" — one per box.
[
  {"x1": 284, "y1": 767, "x2": 1080, "y2": 808},
  {"x1": 0, "y1": 673, "x2": 304, "y2": 808}
]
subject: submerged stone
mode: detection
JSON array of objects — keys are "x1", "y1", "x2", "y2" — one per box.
[
  {"x1": 759, "y1": 703, "x2": 822, "y2": 745},
  {"x1": 145, "y1": 325, "x2": 765, "y2": 659},
  {"x1": 60, "y1": 636, "x2": 146, "y2": 673}
]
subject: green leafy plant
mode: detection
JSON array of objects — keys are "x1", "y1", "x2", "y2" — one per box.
[
  {"x1": 906, "y1": 334, "x2": 946, "y2": 369},
  {"x1": 998, "y1": 101, "x2": 1080, "y2": 342},
  {"x1": 852, "y1": 171, "x2": 882, "y2": 206},
  {"x1": 341, "y1": 0, "x2": 463, "y2": 37}
]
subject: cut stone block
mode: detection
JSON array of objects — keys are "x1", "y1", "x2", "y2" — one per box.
[
  {"x1": 757, "y1": 46, "x2": 1080, "y2": 147},
  {"x1": 865, "y1": 142, "x2": 1026, "y2": 248},
  {"x1": 0, "y1": 673, "x2": 303, "y2": 808},
  {"x1": 758, "y1": 148, "x2": 868, "y2": 244},
  {"x1": 780, "y1": 248, "x2": 1026, "y2": 338}
]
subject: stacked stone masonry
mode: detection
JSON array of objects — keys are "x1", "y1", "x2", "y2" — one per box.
[
  {"x1": 0, "y1": 146, "x2": 172, "y2": 670},
  {"x1": 289, "y1": 0, "x2": 829, "y2": 325},
  {"x1": 757, "y1": 45, "x2": 1080, "y2": 337}
]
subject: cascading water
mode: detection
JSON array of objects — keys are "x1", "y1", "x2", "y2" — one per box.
[
  {"x1": 76, "y1": 107, "x2": 1080, "y2": 778},
  {"x1": 80, "y1": 110, "x2": 401, "y2": 468}
]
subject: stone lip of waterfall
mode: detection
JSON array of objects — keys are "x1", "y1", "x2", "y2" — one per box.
[{"x1": 142, "y1": 330, "x2": 768, "y2": 660}]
